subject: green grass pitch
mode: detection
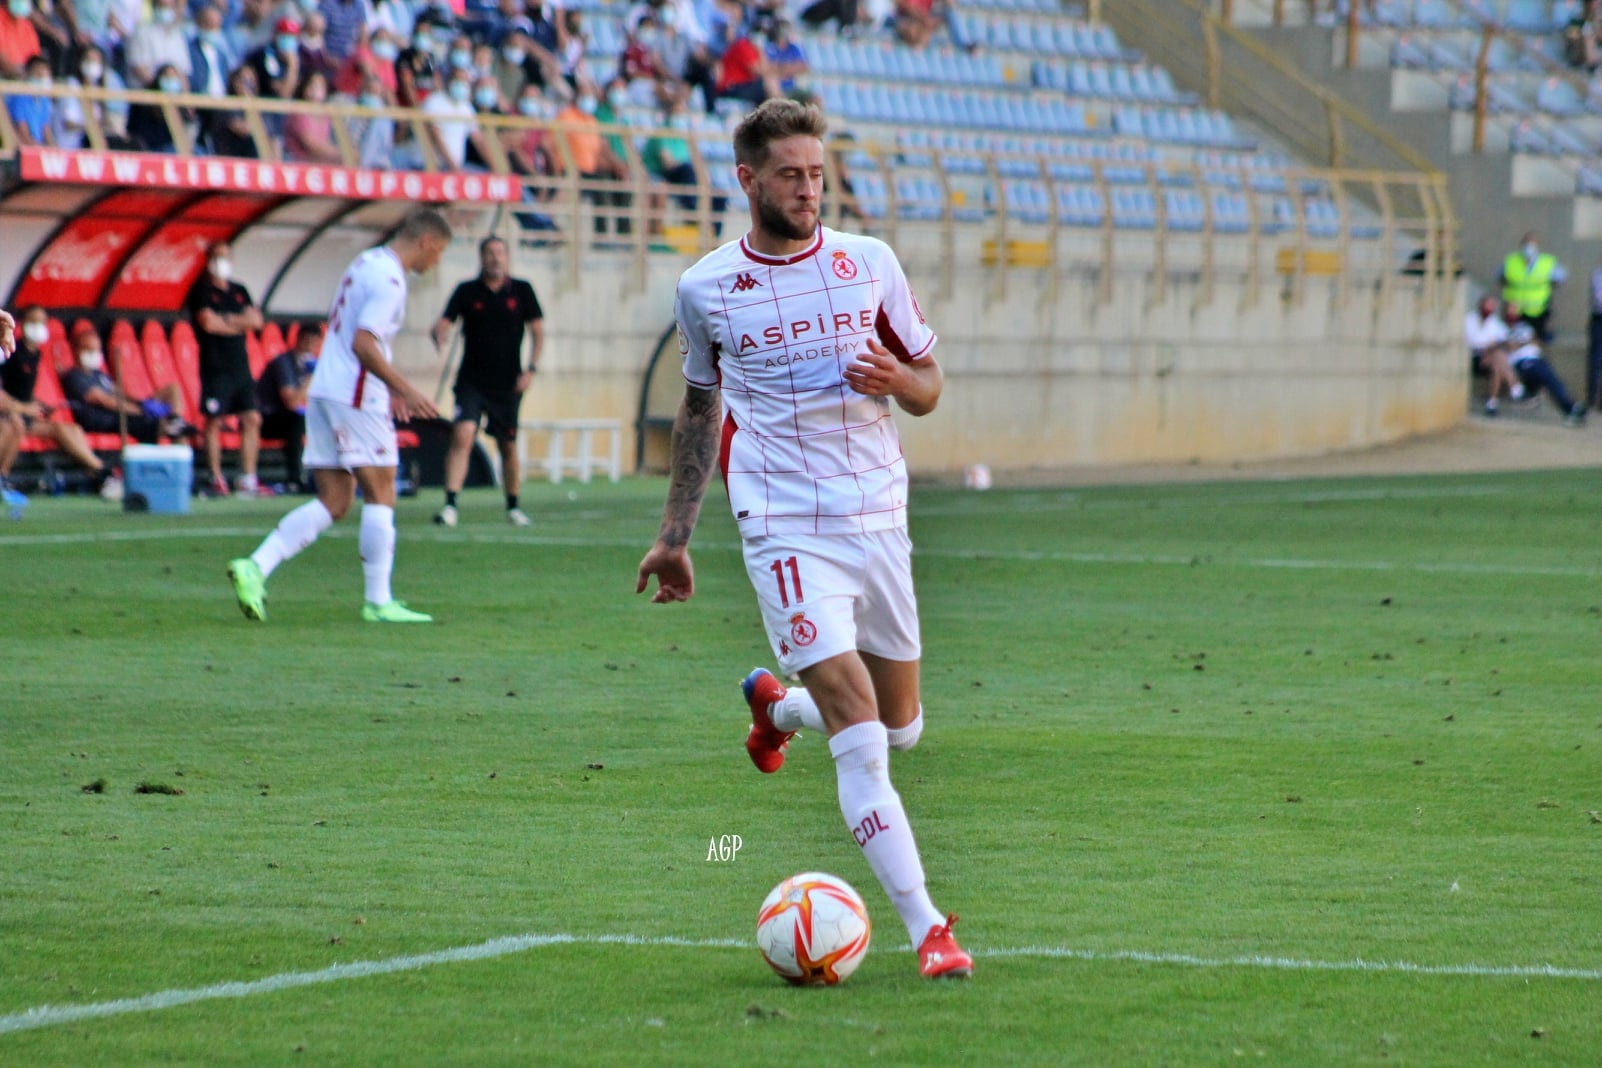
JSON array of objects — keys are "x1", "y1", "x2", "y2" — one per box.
[{"x1": 1, "y1": 469, "x2": 1597, "y2": 1065}]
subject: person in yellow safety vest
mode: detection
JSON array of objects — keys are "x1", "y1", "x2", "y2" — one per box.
[{"x1": 1499, "y1": 231, "x2": 1566, "y2": 343}]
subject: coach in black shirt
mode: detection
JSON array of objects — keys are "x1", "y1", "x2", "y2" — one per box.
[
  {"x1": 187, "y1": 241, "x2": 267, "y2": 496},
  {"x1": 430, "y1": 235, "x2": 545, "y2": 528}
]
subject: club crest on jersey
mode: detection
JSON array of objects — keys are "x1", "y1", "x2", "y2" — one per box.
[
  {"x1": 789, "y1": 612, "x2": 817, "y2": 647},
  {"x1": 730, "y1": 272, "x2": 763, "y2": 293},
  {"x1": 831, "y1": 250, "x2": 857, "y2": 280}
]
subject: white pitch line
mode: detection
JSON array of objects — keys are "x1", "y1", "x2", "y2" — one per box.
[
  {"x1": 1, "y1": 934, "x2": 1596, "y2": 1036},
  {"x1": 0, "y1": 528, "x2": 1595, "y2": 579}
]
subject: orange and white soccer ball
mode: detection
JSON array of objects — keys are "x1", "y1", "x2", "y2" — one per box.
[{"x1": 755, "y1": 872, "x2": 872, "y2": 985}]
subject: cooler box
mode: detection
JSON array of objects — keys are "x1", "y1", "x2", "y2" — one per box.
[{"x1": 123, "y1": 444, "x2": 193, "y2": 514}]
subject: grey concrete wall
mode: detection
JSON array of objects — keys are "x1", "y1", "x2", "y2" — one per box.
[{"x1": 396, "y1": 237, "x2": 1465, "y2": 477}]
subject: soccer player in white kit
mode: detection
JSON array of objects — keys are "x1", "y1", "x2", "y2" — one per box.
[
  {"x1": 227, "y1": 209, "x2": 449, "y2": 623},
  {"x1": 636, "y1": 98, "x2": 972, "y2": 979}
]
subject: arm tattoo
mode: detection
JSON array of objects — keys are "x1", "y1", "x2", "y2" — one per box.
[{"x1": 658, "y1": 385, "x2": 721, "y2": 549}]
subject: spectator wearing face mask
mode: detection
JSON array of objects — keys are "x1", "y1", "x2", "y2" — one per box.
[
  {"x1": 557, "y1": 85, "x2": 632, "y2": 236},
  {"x1": 126, "y1": 62, "x2": 193, "y2": 152},
  {"x1": 0, "y1": 306, "x2": 124, "y2": 500},
  {"x1": 345, "y1": 72, "x2": 395, "y2": 169},
  {"x1": 7, "y1": 54, "x2": 58, "y2": 146},
  {"x1": 334, "y1": 27, "x2": 398, "y2": 97},
  {"x1": 188, "y1": 4, "x2": 238, "y2": 96},
  {"x1": 296, "y1": 11, "x2": 337, "y2": 82},
  {"x1": 188, "y1": 243, "x2": 270, "y2": 496},
  {"x1": 126, "y1": 0, "x2": 191, "y2": 87},
  {"x1": 247, "y1": 15, "x2": 304, "y2": 100},
  {"x1": 61, "y1": 321, "x2": 187, "y2": 447},
  {"x1": 393, "y1": 12, "x2": 441, "y2": 107},
  {"x1": 57, "y1": 43, "x2": 131, "y2": 148},
  {"x1": 0, "y1": 0, "x2": 43, "y2": 80},
  {"x1": 398, "y1": 65, "x2": 481, "y2": 170}
]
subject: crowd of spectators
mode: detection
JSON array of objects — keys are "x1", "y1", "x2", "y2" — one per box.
[{"x1": 0, "y1": 0, "x2": 840, "y2": 176}]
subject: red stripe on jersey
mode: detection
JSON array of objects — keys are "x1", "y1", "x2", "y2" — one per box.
[
  {"x1": 352, "y1": 367, "x2": 367, "y2": 407},
  {"x1": 875, "y1": 306, "x2": 914, "y2": 363},
  {"x1": 719, "y1": 409, "x2": 737, "y2": 484}
]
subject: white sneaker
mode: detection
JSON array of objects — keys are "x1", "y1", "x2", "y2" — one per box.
[
  {"x1": 99, "y1": 475, "x2": 125, "y2": 502},
  {"x1": 507, "y1": 507, "x2": 532, "y2": 527},
  {"x1": 433, "y1": 504, "x2": 458, "y2": 528}
]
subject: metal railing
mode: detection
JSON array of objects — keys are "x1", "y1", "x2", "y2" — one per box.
[{"x1": 0, "y1": 79, "x2": 1456, "y2": 310}]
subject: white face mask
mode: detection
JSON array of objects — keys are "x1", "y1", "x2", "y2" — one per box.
[
  {"x1": 211, "y1": 257, "x2": 232, "y2": 281},
  {"x1": 79, "y1": 351, "x2": 105, "y2": 372},
  {"x1": 81, "y1": 60, "x2": 104, "y2": 81},
  {"x1": 23, "y1": 322, "x2": 49, "y2": 345}
]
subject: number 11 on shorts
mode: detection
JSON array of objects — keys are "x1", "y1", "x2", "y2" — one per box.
[{"x1": 769, "y1": 555, "x2": 803, "y2": 608}]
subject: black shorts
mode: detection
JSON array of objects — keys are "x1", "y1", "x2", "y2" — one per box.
[
  {"x1": 453, "y1": 381, "x2": 522, "y2": 442},
  {"x1": 201, "y1": 368, "x2": 257, "y2": 418}
]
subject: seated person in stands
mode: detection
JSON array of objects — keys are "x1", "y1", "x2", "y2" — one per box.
[
  {"x1": 643, "y1": 90, "x2": 726, "y2": 230},
  {"x1": 893, "y1": 0, "x2": 942, "y2": 49},
  {"x1": 0, "y1": 306, "x2": 122, "y2": 499},
  {"x1": 283, "y1": 69, "x2": 344, "y2": 163},
  {"x1": 1502, "y1": 302, "x2": 1587, "y2": 427},
  {"x1": 556, "y1": 84, "x2": 633, "y2": 235},
  {"x1": 6, "y1": 55, "x2": 56, "y2": 148},
  {"x1": 345, "y1": 73, "x2": 396, "y2": 170},
  {"x1": 255, "y1": 320, "x2": 321, "y2": 493},
  {"x1": 800, "y1": 0, "x2": 870, "y2": 38},
  {"x1": 203, "y1": 65, "x2": 267, "y2": 159},
  {"x1": 1463, "y1": 293, "x2": 1520, "y2": 416},
  {"x1": 60, "y1": 323, "x2": 188, "y2": 445},
  {"x1": 713, "y1": 21, "x2": 777, "y2": 109},
  {"x1": 762, "y1": 20, "x2": 807, "y2": 94},
  {"x1": 126, "y1": 64, "x2": 194, "y2": 153},
  {"x1": 1565, "y1": 0, "x2": 1601, "y2": 71},
  {"x1": 57, "y1": 45, "x2": 132, "y2": 150}
]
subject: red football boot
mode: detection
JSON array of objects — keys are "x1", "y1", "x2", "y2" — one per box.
[
  {"x1": 741, "y1": 668, "x2": 794, "y2": 773},
  {"x1": 918, "y1": 914, "x2": 974, "y2": 979}
]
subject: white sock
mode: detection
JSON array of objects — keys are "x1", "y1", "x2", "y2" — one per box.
[
  {"x1": 237, "y1": 472, "x2": 258, "y2": 492},
  {"x1": 359, "y1": 503, "x2": 396, "y2": 605},
  {"x1": 251, "y1": 499, "x2": 333, "y2": 579},
  {"x1": 770, "y1": 686, "x2": 826, "y2": 733},
  {"x1": 886, "y1": 706, "x2": 924, "y2": 751},
  {"x1": 830, "y1": 721, "x2": 944, "y2": 945}
]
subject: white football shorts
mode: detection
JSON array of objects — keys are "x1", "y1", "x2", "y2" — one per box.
[
  {"x1": 740, "y1": 527, "x2": 922, "y2": 675},
  {"x1": 303, "y1": 398, "x2": 399, "y2": 471}
]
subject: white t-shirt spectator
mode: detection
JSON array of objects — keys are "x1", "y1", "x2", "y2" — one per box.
[
  {"x1": 1463, "y1": 310, "x2": 1508, "y2": 355},
  {"x1": 421, "y1": 90, "x2": 475, "y2": 168}
]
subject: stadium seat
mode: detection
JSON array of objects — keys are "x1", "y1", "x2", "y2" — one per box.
[{"x1": 259, "y1": 322, "x2": 287, "y2": 362}]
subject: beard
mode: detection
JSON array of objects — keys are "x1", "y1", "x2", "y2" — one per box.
[{"x1": 753, "y1": 187, "x2": 816, "y2": 243}]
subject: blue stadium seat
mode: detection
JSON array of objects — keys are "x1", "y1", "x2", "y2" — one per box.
[
  {"x1": 1163, "y1": 189, "x2": 1206, "y2": 232},
  {"x1": 1392, "y1": 34, "x2": 1433, "y2": 69},
  {"x1": 1057, "y1": 185, "x2": 1105, "y2": 227},
  {"x1": 1536, "y1": 76, "x2": 1585, "y2": 116},
  {"x1": 1547, "y1": 120, "x2": 1594, "y2": 155},
  {"x1": 1211, "y1": 191, "x2": 1252, "y2": 234},
  {"x1": 1414, "y1": 0, "x2": 1473, "y2": 26},
  {"x1": 1112, "y1": 187, "x2": 1158, "y2": 229},
  {"x1": 1426, "y1": 37, "x2": 1472, "y2": 71},
  {"x1": 1503, "y1": 0, "x2": 1558, "y2": 31}
]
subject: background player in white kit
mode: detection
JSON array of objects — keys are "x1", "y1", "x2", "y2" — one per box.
[
  {"x1": 227, "y1": 209, "x2": 449, "y2": 623},
  {"x1": 635, "y1": 98, "x2": 972, "y2": 979}
]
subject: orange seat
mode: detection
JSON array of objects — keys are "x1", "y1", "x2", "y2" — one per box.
[
  {"x1": 259, "y1": 322, "x2": 286, "y2": 362},
  {"x1": 142, "y1": 333, "x2": 200, "y2": 428},
  {"x1": 283, "y1": 321, "x2": 300, "y2": 350},
  {"x1": 110, "y1": 338, "x2": 156, "y2": 401}
]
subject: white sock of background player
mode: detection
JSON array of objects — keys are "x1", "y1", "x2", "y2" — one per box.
[
  {"x1": 773, "y1": 690, "x2": 925, "y2": 750},
  {"x1": 250, "y1": 499, "x2": 334, "y2": 578}
]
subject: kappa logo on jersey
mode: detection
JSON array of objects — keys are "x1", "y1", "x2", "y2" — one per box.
[
  {"x1": 831, "y1": 249, "x2": 857, "y2": 280},
  {"x1": 730, "y1": 272, "x2": 763, "y2": 293},
  {"x1": 789, "y1": 612, "x2": 817, "y2": 647}
]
